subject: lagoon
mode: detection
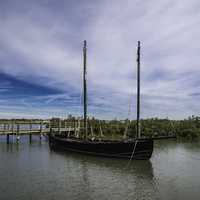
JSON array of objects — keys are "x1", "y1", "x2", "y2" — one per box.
[{"x1": 0, "y1": 136, "x2": 200, "y2": 200}]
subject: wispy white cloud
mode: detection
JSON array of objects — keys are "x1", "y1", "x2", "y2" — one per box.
[{"x1": 0, "y1": 0, "x2": 200, "y2": 119}]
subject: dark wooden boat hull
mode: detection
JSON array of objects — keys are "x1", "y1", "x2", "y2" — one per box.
[{"x1": 48, "y1": 135, "x2": 153, "y2": 160}]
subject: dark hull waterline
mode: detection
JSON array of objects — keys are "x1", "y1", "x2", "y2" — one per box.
[{"x1": 49, "y1": 135, "x2": 153, "y2": 160}]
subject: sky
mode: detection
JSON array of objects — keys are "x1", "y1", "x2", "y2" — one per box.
[{"x1": 0, "y1": 0, "x2": 200, "y2": 119}]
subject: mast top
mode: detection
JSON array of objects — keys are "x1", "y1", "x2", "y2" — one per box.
[
  {"x1": 137, "y1": 41, "x2": 140, "y2": 60},
  {"x1": 84, "y1": 40, "x2": 87, "y2": 48}
]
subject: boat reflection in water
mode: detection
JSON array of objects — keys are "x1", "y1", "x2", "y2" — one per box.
[{"x1": 49, "y1": 148, "x2": 159, "y2": 200}]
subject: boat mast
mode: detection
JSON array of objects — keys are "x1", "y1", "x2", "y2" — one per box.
[
  {"x1": 83, "y1": 40, "x2": 87, "y2": 139},
  {"x1": 136, "y1": 41, "x2": 141, "y2": 138}
]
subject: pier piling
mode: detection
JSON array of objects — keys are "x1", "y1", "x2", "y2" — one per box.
[
  {"x1": 17, "y1": 124, "x2": 20, "y2": 135},
  {"x1": 11, "y1": 121, "x2": 14, "y2": 134},
  {"x1": 29, "y1": 134, "x2": 32, "y2": 143},
  {"x1": 6, "y1": 134, "x2": 9, "y2": 144},
  {"x1": 40, "y1": 122, "x2": 42, "y2": 132},
  {"x1": 4, "y1": 124, "x2": 6, "y2": 133},
  {"x1": 29, "y1": 122, "x2": 32, "y2": 143}
]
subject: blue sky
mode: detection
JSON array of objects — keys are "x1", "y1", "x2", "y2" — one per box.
[{"x1": 0, "y1": 0, "x2": 200, "y2": 119}]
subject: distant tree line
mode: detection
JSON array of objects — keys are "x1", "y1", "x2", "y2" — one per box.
[{"x1": 50, "y1": 115, "x2": 200, "y2": 139}]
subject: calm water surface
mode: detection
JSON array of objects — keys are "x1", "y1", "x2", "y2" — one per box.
[{"x1": 0, "y1": 136, "x2": 200, "y2": 200}]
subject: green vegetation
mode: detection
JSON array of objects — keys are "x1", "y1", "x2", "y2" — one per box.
[
  {"x1": 118, "y1": 116, "x2": 200, "y2": 139},
  {"x1": 50, "y1": 115, "x2": 200, "y2": 139},
  {"x1": 1, "y1": 116, "x2": 200, "y2": 139},
  {"x1": 139, "y1": 116, "x2": 200, "y2": 139}
]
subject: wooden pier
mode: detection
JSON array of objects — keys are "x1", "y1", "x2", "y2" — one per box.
[
  {"x1": 0, "y1": 120, "x2": 48, "y2": 143},
  {"x1": 0, "y1": 119, "x2": 81, "y2": 143}
]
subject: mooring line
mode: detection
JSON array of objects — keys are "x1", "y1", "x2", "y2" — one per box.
[{"x1": 125, "y1": 140, "x2": 138, "y2": 169}]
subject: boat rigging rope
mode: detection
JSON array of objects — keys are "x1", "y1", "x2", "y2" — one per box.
[
  {"x1": 123, "y1": 95, "x2": 132, "y2": 139},
  {"x1": 77, "y1": 119, "x2": 81, "y2": 138},
  {"x1": 90, "y1": 123, "x2": 94, "y2": 137},
  {"x1": 99, "y1": 120, "x2": 104, "y2": 137},
  {"x1": 130, "y1": 140, "x2": 138, "y2": 160},
  {"x1": 125, "y1": 139, "x2": 138, "y2": 168}
]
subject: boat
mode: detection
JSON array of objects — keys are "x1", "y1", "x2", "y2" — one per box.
[{"x1": 48, "y1": 41, "x2": 153, "y2": 160}]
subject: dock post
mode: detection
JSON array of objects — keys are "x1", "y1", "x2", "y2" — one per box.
[
  {"x1": 29, "y1": 133, "x2": 32, "y2": 143},
  {"x1": 29, "y1": 122, "x2": 32, "y2": 131},
  {"x1": 40, "y1": 121, "x2": 43, "y2": 140},
  {"x1": 16, "y1": 125, "x2": 20, "y2": 142},
  {"x1": 11, "y1": 120, "x2": 14, "y2": 135},
  {"x1": 74, "y1": 118, "x2": 76, "y2": 136},
  {"x1": 40, "y1": 121, "x2": 43, "y2": 133},
  {"x1": 58, "y1": 119, "x2": 61, "y2": 134},
  {"x1": 29, "y1": 122, "x2": 32, "y2": 143},
  {"x1": 6, "y1": 134, "x2": 10, "y2": 144},
  {"x1": 17, "y1": 124, "x2": 20, "y2": 135},
  {"x1": 3, "y1": 123, "x2": 6, "y2": 134}
]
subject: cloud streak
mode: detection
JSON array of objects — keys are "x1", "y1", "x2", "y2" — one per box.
[{"x1": 0, "y1": 0, "x2": 200, "y2": 119}]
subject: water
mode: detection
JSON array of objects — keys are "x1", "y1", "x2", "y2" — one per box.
[{"x1": 0, "y1": 136, "x2": 200, "y2": 200}]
